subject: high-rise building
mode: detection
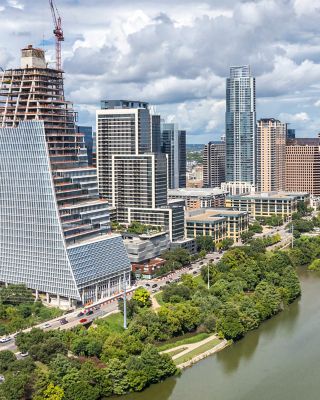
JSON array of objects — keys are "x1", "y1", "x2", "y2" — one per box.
[
  {"x1": 226, "y1": 65, "x2": 256, "y2": 185},
  {"x1": 203, "y1": 141, "x2": 225, "y2": 188},
  {"x1": 111, "y1": 153, "x2": 168, "y2": 222},
  {"x1": 76, "y1": 125, "x2": 93, "y2": 166},
  {"x1": 287, "y1": 128, "x2": 295, "y2": 140},
  {"x1": 0, "y1": 46, "x2": 131, "y2": 306},
  {"x1": 286, "y1": 138, "x2": 320, "y2": 196},
  {"x1": 161, "y1": 122, "x2": 186, "y2": 188},
  {"x1": 97, "y1": 101, "x2": 185, "y2": 240},
  {"x1": 151, "y1": 114, "x2": 161, "y2": 153},
  {"x1": 256, "y1": 118, "x2": 286, "y2": 192}
]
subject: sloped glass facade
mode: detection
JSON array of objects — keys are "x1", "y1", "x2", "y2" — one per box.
[{"x1": 0, "y1": 121, "x2": 81, "y2": 300}]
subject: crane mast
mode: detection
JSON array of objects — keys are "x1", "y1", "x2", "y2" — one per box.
[{"x1": 49, "y1": 0, "x2": 64, "y2": 70}]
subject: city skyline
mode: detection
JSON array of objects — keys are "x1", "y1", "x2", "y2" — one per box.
[{"x1": 1, "y1": 0, "x2": 320, "y2": 143}]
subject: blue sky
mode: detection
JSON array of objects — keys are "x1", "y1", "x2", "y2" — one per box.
[{"x1": 1, "y1": 0, "x2": 320, "y2": 143}]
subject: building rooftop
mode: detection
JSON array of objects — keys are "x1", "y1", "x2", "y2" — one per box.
[
  {"x1": 186, "y1": 208, "x2": 248, "y2": 222},
  {"x1": 229, "y1": 191, "x2": 309, "y2": 200},
  {"x1": 168, "y1": 188, "x2": 228, "y2": 197}
]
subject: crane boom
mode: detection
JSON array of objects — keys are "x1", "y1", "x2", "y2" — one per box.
[{"x1": 49, "y1": 0, "x2": 64, "y2": 70}]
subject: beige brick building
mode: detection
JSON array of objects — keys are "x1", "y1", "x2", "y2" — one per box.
[
  {"x1": 286, "y1": 138, "x2": 320, "y2": 196},
  {"x1": 257, "y1": 118, "x2": 286, "y2": 192}
]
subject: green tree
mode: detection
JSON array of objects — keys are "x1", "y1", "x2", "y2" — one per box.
[
  {"x1": 132, "y1": 287, "x2": 151, "y2": 308},
  {"x1": 0, "y1": 350, "x2": 16, "y2": 373},
  {"x1": 42, "y1": 383, "x2": 64, "y2": 400}
]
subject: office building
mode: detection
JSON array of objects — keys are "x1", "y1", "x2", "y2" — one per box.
[
  {"x1": 0, "y1": 46, "x2": 131, "y2": 306},
  {"x1": 256, "y1": 118, "x2": 286, "y2": 192},
  {"x1": 221, "y1": 181, "x2": 255, "y2": 195},
  {"x1": 76, "y1": 125, "x2": 93, "y2": 166},
  {"x1": 186, "y1": 208, "x2": 249, "y2": 243},
  {"x1": 226, "y1": 65, "x2": 256, "y2": 185},
  {"x1": 151, "y1": 114, "x2": 161, "y2": 153},
  {"x1": 97, "y1": 101, "x2": 185, "y2": 240},
  {"x1": 203, "y1": 141, "x2": 225, "y2": 188},
  {"x1": 161, "y1": 122, "x2": 186, "y2": 188},
  {"x1": 286, "y1": 138, "x2": 320, "y2": 196},
  {"x1": 111, "y1": 153, "x2": 168, "y2": 222},
  {"x1": 287, "y1": 128, "x2": 295, "y2": 140},
  {"x1": 225, "y1": 192, "x2": 310, "y2": 219},
  {"x1": 168, "y1": 188, "x2": 227, "y2": 210}
]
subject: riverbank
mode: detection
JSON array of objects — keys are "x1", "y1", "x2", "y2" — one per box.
[{"x1": 116, "y1": 268, "x2": 319, "y2": 400}]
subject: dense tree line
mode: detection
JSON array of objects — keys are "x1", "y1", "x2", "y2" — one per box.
[
  {"x1": 3, "y1": 234, "x2": 318, "y2": 399},
  {"x1": 0, "y1": 285, "x2": 62, "y2": 335}
]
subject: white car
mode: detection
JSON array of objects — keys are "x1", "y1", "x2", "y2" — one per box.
[
  {"x1": 0, "y1": 375, "x2": 5, "y2": 383},
  {"x1": 0, "y1": 337, "x2": 11, "y2": 344},
  {"x1": 42, "y1": 322, "x2": 52, "y2": 329}
]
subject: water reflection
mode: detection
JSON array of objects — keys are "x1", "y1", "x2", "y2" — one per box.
[
  {"x1": 113, "y1": 376, "x2": 177, "y2": 400},
  {"x1": 216, "y1": 328, "x2": 260, "y2": 374}
]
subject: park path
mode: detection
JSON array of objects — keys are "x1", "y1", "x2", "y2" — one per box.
[
  {"x1": 151, "y1": 294, "x2": 161, "y2": 310},
  {"x1": 161, "y1": 334, "x2": 220, "y2": 360}
]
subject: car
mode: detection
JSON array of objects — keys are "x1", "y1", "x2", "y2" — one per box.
[
  {"x1": 59, "y1": 318, "x2": 68, "y2": 325},
  {"x1": 79, "y1": 318, "x2": 87, "y2": 323},
  {"x1": 94, "y1": 305, "x2": 101, "y2": 310},
  {"x1": 188, "y1": 266, "x2": 193, "y2": 270},
  {"x1": 0, "y1": 337, "x2": 11, "y2": 344},
  {"x1": 165, "y1": 281, "x2": 171, "y2": 285},
  {"x1": 86, "y1": 310, "x2": 94, "y2": 316},
  {"x1": 0, "y1": 374, "x2": 5, "y2": 383},
  {"x1": 193, "y1": 271, "x2": 198, "y2": 275},
  {"x1": 152, "y1": 289, "x2": 157, "y2": 293},
  {"x1": 42, "y1": 322, "x2": 51, "y2": 329},
  {"x1": 18, "y1": 352, "x2": 29, "y2": 358},
  {"x1": 199, "y1": 261, "x2": 204, "y2": 265},
  {"x1": 77, "y1": 312, "x2": 84, "y2": 318},
  {"x1": 151, "y1": 283, "x2": 158, "y2": 288},
  {"x1": 145, "y1": 283, "x2": 150, "y2": 287}
]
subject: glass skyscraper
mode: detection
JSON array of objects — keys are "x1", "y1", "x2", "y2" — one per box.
[
  {"x1": 225, "y1": 65, "x2": 256, "y2": 185},
  {"x1": 0, "y1": 46, "x2": 131, "y2": 306}
]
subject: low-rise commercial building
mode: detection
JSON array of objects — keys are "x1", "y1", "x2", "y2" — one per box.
[
  {"x1": 122, "y1": 231, "x2": 170, "y2": 264},
  {"x1": 186, "y1": 208, "x2": 249, "y2": 243},
  {"x1": 168, "y1": 188, "x2": 227, "y2": 210},
  {"x1": 225, "y1": 192, "x2": 310, "y2": 219}
]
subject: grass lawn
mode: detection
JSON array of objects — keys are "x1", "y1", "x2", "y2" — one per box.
[
  {"x1": 96, "y1": 312, "x2": 125, "y2": 333},
  {"x1": 166, "y1": 347, "x2": 187, "y2": 357},
  {"x1": 157, "y1": 332, "x2": 213, "y2": 351},
  {"x1": 174, "y1": 338, "x2": 221, "y2": 365}
]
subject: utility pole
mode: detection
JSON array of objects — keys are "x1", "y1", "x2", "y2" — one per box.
[
  {"x1": 207, "y1": 263, "x2": 210, "y2": 290},
  {"x1": 291, "y1": 222, "x2": 294, "y2": 248},
  {"x1": 123, "y1": 272, "x2": 127, "y2": 329}
]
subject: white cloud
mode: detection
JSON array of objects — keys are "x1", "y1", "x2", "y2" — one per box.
[{"x1": 2, "y1": 0, "x2": 320, "y2": 141}]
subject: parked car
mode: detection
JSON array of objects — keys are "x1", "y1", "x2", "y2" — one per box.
[
  {"x1": 165, "y1": 281, "x2": 171, "y2": 285},
  {"x1": 42, "y1": 322, "x2": 51, "y2": 329},
  {"x1": 199, "y1": 261, "x2": 204, "y2": 265},
  {"x1": 193, "y1": 271, "x2": 198, "y2": 275},
  {"x1": 145, "y1": 283, "x2": 150, "y2": 287},
  {"x1": 19, "y1": 352, "x2": 29, "y2": 358},
  {"x1": 59, "y1": 318, "x2": 68, "y2": 325},
  {"x1": 151, "y1": 283, "x2": 158, "y2": 288},
  {"x1": 79, "y1": 318, "x2": 87, "y2": 323},
  {"x1": 77, "y1": 312, "x2": 84, "y2": 318},
  {"x1": 86, "y1": 310, "x2": 94, "y2": 316},
  {"x1": 0, "y1": 337, "x2": 11, "y2": 344}
]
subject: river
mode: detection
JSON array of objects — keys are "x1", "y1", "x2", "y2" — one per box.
[{"x1": 118, "y1": 268, "x2": 320, "y2": 400}]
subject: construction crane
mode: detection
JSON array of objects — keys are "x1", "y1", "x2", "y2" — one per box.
[{"x1": 49, "y1": 0, "x2": 64, "y2": 70}]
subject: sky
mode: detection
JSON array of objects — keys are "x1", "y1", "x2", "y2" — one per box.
[{"x1": 1, "y1": 0, "x2": 320, "y2": 143}]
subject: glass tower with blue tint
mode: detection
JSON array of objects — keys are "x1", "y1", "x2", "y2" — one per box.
[
  {"x1": 226, "y1": 65, "x2": 256, "y2": 185},
  {"x1": 0, "y1": 46, "x2": 131, "y2": 307}
]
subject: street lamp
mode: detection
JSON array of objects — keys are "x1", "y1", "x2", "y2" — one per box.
[
  {"x1": 123, "y1": 272, "x2": 127, "y2": 330},
  {"x1": 207, "y1": 263, "x2": 210, "y2": 290}
]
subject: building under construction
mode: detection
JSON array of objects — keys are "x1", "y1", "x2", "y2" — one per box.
[{"x1": 0, "y1": 46, "x2": 131, "y2": 307}]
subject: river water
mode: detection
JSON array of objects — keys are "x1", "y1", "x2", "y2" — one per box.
[{"x1": 119, "y1": 269, "x2": 320, "y2": 400}]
